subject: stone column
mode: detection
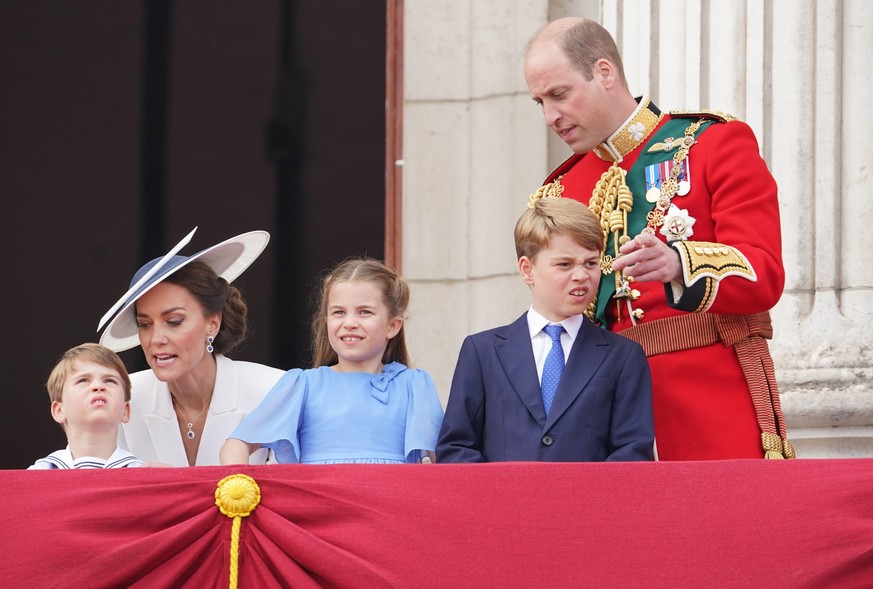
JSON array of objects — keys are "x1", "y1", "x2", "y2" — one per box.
[
  {"x1": 402, "y1": 1, "x2": 546, "y2": 401},
  {"x1": 606, "y1": 0, "x2": 873, "y2": 457}
]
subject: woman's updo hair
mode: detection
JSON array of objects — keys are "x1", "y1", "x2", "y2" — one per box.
[{"x1": 164, "y1": 260, "x2": 249, "y2": 356}]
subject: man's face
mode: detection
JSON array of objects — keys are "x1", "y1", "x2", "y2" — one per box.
[{"x1": 524, "y1": 41, "x2": 614, "y2": 154}]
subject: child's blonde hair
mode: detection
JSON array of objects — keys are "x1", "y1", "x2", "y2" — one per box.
[
  {"x1": 311, "y1": 258, "x2": 410, "y2": 368},
  {"x1": 515, "y1": 197, "x2": 604, "y2": 260},
  {"x1": 46, "y1": 343, "x2": 132, "y2": 403}
]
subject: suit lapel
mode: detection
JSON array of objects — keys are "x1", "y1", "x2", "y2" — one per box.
[
  {"x1": 143, "y1": 380, "x2": 188, "y2": 466},
  {"x1": 496, "y1": 314, "x2": 546, "y2": 426},
  {"x1": 141, "y1": 355, "x2": 248, "y2": 466},
  {"x1": 545, "y1": 319, "x2": 609, "y2": 430},
  {"x1": 197, "y1": 356, "x2": 246, "y2": 466}
]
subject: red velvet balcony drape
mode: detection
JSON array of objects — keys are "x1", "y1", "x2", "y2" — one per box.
[{"x1": 4, "y1": 460, "x2": 872, "y2": 588}]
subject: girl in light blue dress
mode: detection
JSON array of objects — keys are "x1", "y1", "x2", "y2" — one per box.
[{"x1": 220, "y1": 258, "x2": 444, "y2": 464}]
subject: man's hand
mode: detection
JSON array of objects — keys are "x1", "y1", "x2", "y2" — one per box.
[{"x1": 611, "y1": 233, "x2": 682, "y2": 284}]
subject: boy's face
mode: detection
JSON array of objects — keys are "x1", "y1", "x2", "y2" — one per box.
[
  {"x1": 518, "y1": 233, "x2": 602, "y2": 322},
  {"x1": 51, "y1": 360, "x2": 130, "y2": 431}
]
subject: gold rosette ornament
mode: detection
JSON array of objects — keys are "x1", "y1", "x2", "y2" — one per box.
[{"x1": 216, "y1": 474, "x2": 262, "y2": 589}]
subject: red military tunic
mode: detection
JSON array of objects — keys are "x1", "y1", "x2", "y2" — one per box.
[{"x1": 538, "y1": 97, "x2": 789, "y2": 460}]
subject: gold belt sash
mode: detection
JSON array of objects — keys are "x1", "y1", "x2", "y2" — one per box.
[{"x1": 619, "y1": 312, "x2": 795, "y2": 459}]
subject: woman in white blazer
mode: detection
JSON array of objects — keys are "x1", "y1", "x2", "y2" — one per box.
[{"x1": 98, "y1": 228, "x2": 283, "y2": 466}]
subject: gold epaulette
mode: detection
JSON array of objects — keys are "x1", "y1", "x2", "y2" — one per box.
[{"x1": 669, "y1": 109, "x2": 737, "y2": 122}]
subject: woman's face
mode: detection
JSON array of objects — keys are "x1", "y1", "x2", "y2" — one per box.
[{"x1": 134, "y1": 282, "x2": 220, "y2": 384}]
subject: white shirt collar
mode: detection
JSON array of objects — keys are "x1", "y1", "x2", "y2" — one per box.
[{"x1": 526, "y1": 307, "x2": 584, "y2": 341}]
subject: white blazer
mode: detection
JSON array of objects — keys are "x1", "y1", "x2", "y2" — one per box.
[{"x1": 119, "y1": 354, "x2": 284, "y2": 466}]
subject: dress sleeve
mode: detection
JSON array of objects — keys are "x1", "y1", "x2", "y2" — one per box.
[
  {"x1": 227, "y1": 368, "x2": 307, "y2": 464},
  {"x1": 403, "y1": 369, "x2": 445, "y2": 462}
]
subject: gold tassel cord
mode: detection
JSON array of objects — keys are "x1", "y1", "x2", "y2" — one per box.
[
  {"x1": 216, "y1": 473, "x2": 262, "y2": 589},
  {"x1": 528, "y1": 177, "x2": 565, "y2": 208},
  {"x1": 589, "y1": 165, "x2": 634, "y2": 250},
  {"x1": 589, "y1": 164, "x2": 634, "y2": 320}
]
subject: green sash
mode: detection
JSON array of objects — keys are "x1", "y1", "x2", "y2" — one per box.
[{"x1": 593, "y1": 117, "x2": 716, "y2": 325}]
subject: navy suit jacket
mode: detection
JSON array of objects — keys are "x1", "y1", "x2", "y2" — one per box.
[{"x1": 437, "y1": 313, "x2": 654, "y2": 462}]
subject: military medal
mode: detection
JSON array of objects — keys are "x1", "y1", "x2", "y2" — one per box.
[
  {"x1": 645, "y1": 157, "x2": 691, "y2": 202},
  {"x1": 644, "y1": 162, "x2": 663, "y2": 203},
  {"x1": 677, "y1": 157, "x2": 692, "y2": 195},
  {"x1": 660, "y1": 204, "x2": 696, "y2": 242}
]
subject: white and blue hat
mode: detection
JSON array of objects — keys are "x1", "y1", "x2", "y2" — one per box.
[{"x1": 98, "y1": 227, "x2": 270, "y2": 352}]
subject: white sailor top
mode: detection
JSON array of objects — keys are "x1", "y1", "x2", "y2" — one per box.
[{"x1": 27, "y1": 446, "x2": 144, "y2": 469}]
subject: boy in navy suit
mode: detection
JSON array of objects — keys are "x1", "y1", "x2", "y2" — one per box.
[{"x1": 437, "y1": 196, "x2": 654, "y2": 462}]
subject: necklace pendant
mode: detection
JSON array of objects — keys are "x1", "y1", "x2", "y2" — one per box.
[{"x1": 186, "y1": 423, "x2": 196, "y2": 440}]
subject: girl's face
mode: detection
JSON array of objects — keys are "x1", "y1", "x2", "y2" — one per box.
[
  {"x1": 326, "y1": 280, "x2": 402, "y2": 374},
  {"x1": 135, "y1": 282, "x2": 221, "y2": 384}
]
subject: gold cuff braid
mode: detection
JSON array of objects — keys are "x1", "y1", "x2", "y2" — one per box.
[{"x1": 673, "y1": 241, "x2": 757, "y2": 285}]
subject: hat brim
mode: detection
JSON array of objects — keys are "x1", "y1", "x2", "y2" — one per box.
[{"x1": 99, "y1": 230, "x2": 270, "y2": 352}]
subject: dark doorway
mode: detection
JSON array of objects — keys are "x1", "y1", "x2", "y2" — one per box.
[{"x1": 0, "y1": 0, "x2": 386, "y2": 468}]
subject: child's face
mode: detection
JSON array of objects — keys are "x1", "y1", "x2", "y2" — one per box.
[
  {"x1": 326, "y1": 280, "x2": 402, "y2": 373},
  {"x1": 51, "y1": 360, "x2": 130, "y2": 431},
  {"x1": 518, "y1": 233, "x2": 602, "y2": 322},
  {"x1": 135, "y1": 281, "x2": 221, "y2": 385}
]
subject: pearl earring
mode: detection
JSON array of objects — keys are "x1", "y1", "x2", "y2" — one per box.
[{"x1": 206, "y1": 335, "x2": 215, "y2": 354}]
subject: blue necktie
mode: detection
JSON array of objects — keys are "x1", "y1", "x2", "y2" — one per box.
[{"x1": 541, "y1": 324, "x2": 565, "y2": 417}]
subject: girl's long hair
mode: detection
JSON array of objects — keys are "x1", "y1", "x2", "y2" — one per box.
[{"x1": 310, "y1": 257, "x2": 410, "y2": 368}]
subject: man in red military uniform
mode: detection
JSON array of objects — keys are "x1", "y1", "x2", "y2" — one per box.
[{"x1": 524, "y1": 17, "x2": 793, "y2": 460}]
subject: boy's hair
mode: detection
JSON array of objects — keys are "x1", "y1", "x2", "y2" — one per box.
[
  {"x1": 311, "y1": 257, "x2": 411, "y2": 368},
  {"x1": 46, "y1": 343, "x2": 132, "y2": 403},
  {"x1": 515, "y1": 197, "x2": 604, "y2": 260}
]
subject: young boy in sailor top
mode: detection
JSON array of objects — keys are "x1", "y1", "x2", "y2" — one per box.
[{"x1": 29, "y1": 343, "x2": 143, "y2": 469}]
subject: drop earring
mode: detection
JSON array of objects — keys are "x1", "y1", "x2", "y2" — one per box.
[{"x1": 206, "y1": 335, "x2": 215, "y2": 354}]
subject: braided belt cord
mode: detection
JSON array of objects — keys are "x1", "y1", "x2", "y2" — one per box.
[{"x1": 619, "y1": 312, "x2": 794, "y2": 458}]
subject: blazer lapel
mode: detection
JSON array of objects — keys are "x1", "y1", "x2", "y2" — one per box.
[
  {"x1": 496, "y1": 314, "x2": 546, "y2": 426},
  {"x1": 544, "y1": 319, "x2": 609, "y2": 430},
  {"x1": 196, "y1": 355, "x2": 246, "y2": 466},
  {"x1": 143, "y1": 381, "x2": 188, "y2": 466}
]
